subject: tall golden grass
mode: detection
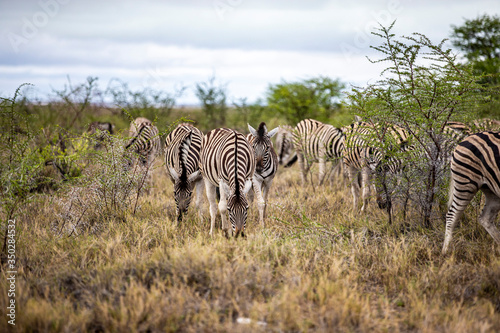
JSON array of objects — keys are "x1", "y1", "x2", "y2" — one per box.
[{"x1": 1, "y1": 162, "x2": 499, "y2": 332}]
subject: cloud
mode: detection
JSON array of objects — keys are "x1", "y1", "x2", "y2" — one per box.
[{"x1": 0, "y1": 0, "x2": 499, "y2": 104}]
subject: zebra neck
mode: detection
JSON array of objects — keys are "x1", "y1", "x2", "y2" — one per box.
[{"x1": 233, "y1": 130, "x2": 240, "y2": 197}]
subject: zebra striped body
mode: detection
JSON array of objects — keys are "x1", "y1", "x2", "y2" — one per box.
[
  {"x1": 292, "y1": 119, "x2": 344, "y2": 185},
  {"x1": 443, "y1": 131, "x2": 500, "y2": 253},
  {"x1": 126, "y1": 117, "x2": 160, "y2": 167},
  {"x1": 164, "y1": 123, "x2": 204, "y2": 223},
  {"x1": 125, "y1": 117, "x2": 160, "y2": 190},
  {"x1": 342, "y1": 118, "x2": 411, "y2": 211},
  {"x1": 275, "y1": 125, "x2": 295, "y2": 166},
  {"x1": 200, "y1": 128, "x2": 256, "y2": 237},
  {"x1": 246, "y1": 122, "x2": 279, "y2": 227},
  {"x1": 342, "y1": 119, "x2": 377, "y2": 211}
]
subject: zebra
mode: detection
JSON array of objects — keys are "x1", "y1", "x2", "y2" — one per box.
[
  {"x1": 342, "y1": 117, "x2": 411, "y2": 211},
  {"x1": 246, "y1": 122, "x2": 279, "y2": 227},
  {"x1": 274, "y1": 125, "x2": 295, "y2": 166},
  {"x1": 87, "y1": 121, "x2": 114, "y2": 149},
  {"x1": 164, "y1": 123, "x2": 204, "y2": 224},
  {"x1": 443, "y1": 131, "x2": 500, "y2": 254},
  {"x1": 200, "y1": 128, "x2": 256, "y2": 237},
  {"x1": 290, "y1": 119, "x2": 345, "y2": 185},
  {"x1": 124, "y1": 117, "x2": 161, "y2": 188}
]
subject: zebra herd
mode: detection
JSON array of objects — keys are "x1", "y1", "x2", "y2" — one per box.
[{"x1": 121, "y1": 116, "x2": 500, "y2": 253}]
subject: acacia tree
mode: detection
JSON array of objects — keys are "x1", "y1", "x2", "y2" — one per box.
[
  {"x1": 266, "y1": 76, "x2": 344, "y2": 125},
  {"x1": 349, "y1": 23, "x2": 488, "y2": 227}
]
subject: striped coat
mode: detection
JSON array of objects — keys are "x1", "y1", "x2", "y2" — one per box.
[
  {"x1": 164, "y1": 123, "x2": 204, "y2": 223},
  {"x1": 246, "y1": 122, "x2": 279, "y2": 227},
  {"x1": 292, "y1": 119, "x2": 344, "y2": 185},
  {"x1": 200, "y1": 128, "x2": 256, "y2": 237},
  {"x1": 124, "y1": 117, "x2": 160, "y2": 190},
  {"x1": 126, "y1": 117, "x2": 160, "y2": 167},
  {"x1": 342, "y1": 118, "x2": 411, "y2": 211},
  {"x1": 443, "y1": 131, "x2": 500, "y2": 253},
  {"x1": 275, "y1": 125, "x2": 295, "y2": 166}
]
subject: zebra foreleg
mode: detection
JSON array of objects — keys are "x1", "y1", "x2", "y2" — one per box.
[
  {"x1": 262, "y1": 178, "x2": 273, "y2": 225},
  {"x1": 318, "y1": 155, "x2": 326, "y2": 186},
  {"x1": 347, "y1": 166, "x2": 360, "y2": 211},
  {"x1": 252, "y1": 176, "x2": 266, "y2": 228},
  {"x1": 360, "y1": 167, "x2": 371, "y2": 212},
  {"x1": 218, "y1": 182, "x2": 231, "y2": 238},
  {"x1": 194, "y1": 179, "x2": 205, "y2": 222},
  {"x1": 297, "y1": 152, "x2": 310, "y2": 184}
]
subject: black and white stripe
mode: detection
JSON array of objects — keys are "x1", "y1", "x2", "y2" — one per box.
[
  {"x1": 275, "y1": 125, "x2": 295, "y2": 166},
  {"x1": 164, "y1": 123, "x2": 204, "y2": 223},
  {"x1": 291, "y1": 119, "x2": 344, "y2": 185},
  {"x1": 443, "y1": 131, "x2": 500, "y2": 253},
  {"x1": 342, "y1": 118, "x2": 411, "y2": 211},
  {"x1": 246, "y1": 122, "x2": 279, "y2": 227},
  {"x1": 87, "y1": 121, "x2": 114, "y2": 149},
  {"x1": 125, "y1": 117, "x2": 160, "y2": 168},
  {"x1": 200, "y1": 128, "x2": 256, "y2": 237}
]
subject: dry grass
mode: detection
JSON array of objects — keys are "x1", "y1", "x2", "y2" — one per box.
[{"x1": 1, "y1": 164, "x2": 500, "y2": 332}]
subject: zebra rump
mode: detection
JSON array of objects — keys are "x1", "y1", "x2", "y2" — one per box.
[{"x1": 443, "y1": 131, "x2": 500, "y2": 253}]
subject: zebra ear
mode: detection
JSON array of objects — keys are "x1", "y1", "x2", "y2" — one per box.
[
  {"x1": 267, "y1": 127, "x2": 279, "y2": 138},
  {"x1": 169, "y1": 167, "x2": 179, "y2": 181},
  {"x1": 188, "y1": 170, "x2": 201, "y2": 183},
  {"x1": 248, "y1": 123, "x2": 258, "y2": 137}
]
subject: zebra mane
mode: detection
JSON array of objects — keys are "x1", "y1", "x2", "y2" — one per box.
[
  {"x1": 233, "y1": 130, "x2": 240, "y2": 197},
  {"x1": 257, "y1": 122, "x2": 267, "y2": 137},
  {"x1": 178, "y1": 132, "x2": 192, "y2": 181}
]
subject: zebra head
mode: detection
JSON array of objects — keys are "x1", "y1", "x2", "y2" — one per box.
[
  {"x1": 248, "y1": 122, "x2": 279, "y2": 173},
  {"x1": 227, "y1": 193, "x2": 249, "y2": 238},
  {"x1": 170, "y1": 168, "x2": 201, "y2": 221}
]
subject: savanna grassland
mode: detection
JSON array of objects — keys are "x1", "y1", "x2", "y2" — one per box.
[{"x1": 1, "y1": 140, "x2": 500, "y2": 332}]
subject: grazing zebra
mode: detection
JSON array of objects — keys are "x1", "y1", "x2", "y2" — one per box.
[
  {"x1": 124, "y1": 117, "x2": 161, "y2": 188},
  {"x1": 164, "y1": 123, "x2": 204, "y2": 223},
  {"x1": 443, "y1": 131, "x2": 500, "y2": 254},
  {"x1": 200, "y1": 128, "x2": 256, "y2": 237},
  {"x1": 291, "y1": 119, "x2": 345, "y2": 185},
  {"x1": 246, "y1": 122, "x2": 279, "y2": 227},
  {"x1": 342, "y1": 117, "x2": 411, "y2": 211},
  {"x1": 87, "y1": 121, "x2": 114, "y2": 149},
  {"x1": 274, "y1": 125, "x2": 295, "y2": 166}
]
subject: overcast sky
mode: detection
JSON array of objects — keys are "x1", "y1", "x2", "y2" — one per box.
[{"x1": 1, "y1": 0, "x2": 499, "y2": 105}]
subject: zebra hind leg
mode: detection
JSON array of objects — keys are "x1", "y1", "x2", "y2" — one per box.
[{"x1": 442, "y1": 182, "x2": 476, "y2": 254}]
